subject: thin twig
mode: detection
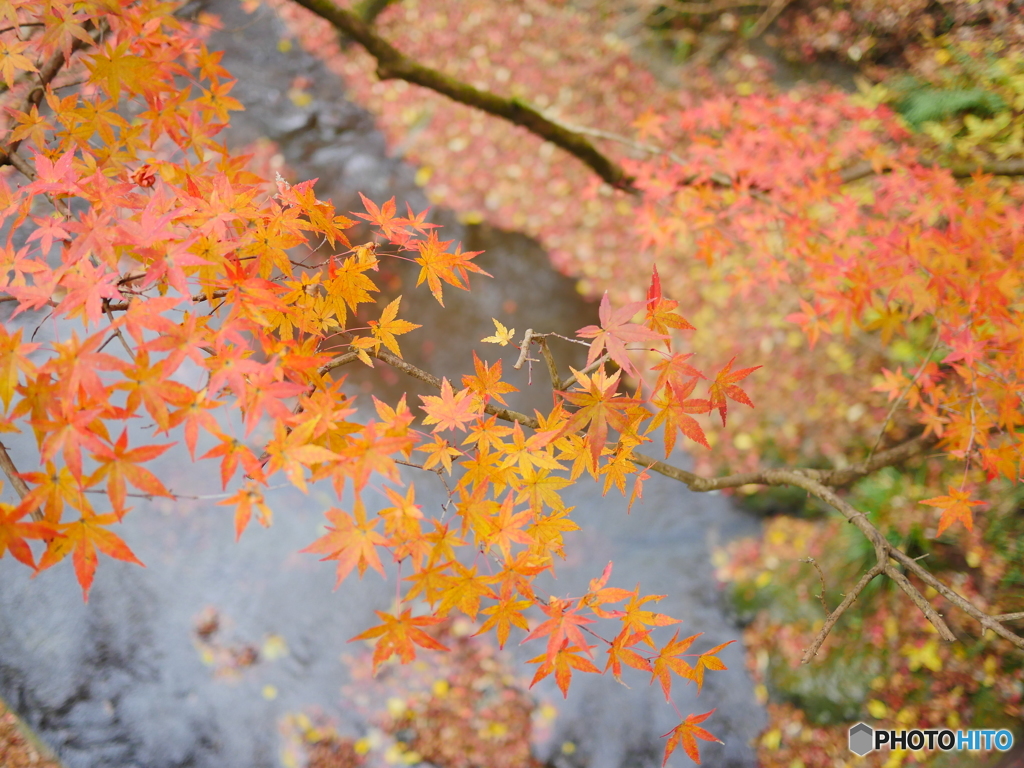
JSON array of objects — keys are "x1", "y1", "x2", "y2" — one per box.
[
  {"x1": 802, "y1": 557, "x2": 830, "y2": 614},
  {"x1": 801, "y1": 563, "x2": 883, "y2": 662}
]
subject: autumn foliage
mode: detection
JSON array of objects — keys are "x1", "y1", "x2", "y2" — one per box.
[{"x1": 3, "y1": 0, "x2": 1024, "y2": 765}]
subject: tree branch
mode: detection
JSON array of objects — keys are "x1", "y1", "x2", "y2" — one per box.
[
  {"x1": 284, "y1": 0, "x2": 637, "y2": 192},
  {"x1": 801, "y1": 562, "x2": 883, "y2": 662},
  {"x1": 0, "y1": 441, "x2": 41, "y2": 522},
  {"x1": 840, "y1": 158, "x2": 1024, "y2": 184}
]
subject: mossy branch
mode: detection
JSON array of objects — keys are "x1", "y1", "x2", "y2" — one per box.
[{"x1": 286, "y1": 0, "x2": 637, "y2": 193}]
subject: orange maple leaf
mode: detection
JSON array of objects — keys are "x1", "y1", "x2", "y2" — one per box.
[
  {"x1": 662, "y1": 709, "x2": 722, "y2": 765},
  {"x1": 369, "y1": 295, "x2": 421, "y2": 357},
  {"x1": 414, "y1": 230, "x2": 489, "y2": 306},
  {"x1": 420, "y1": 378, "x2": 480, "y2": 432},
  {"x1": 528, "y1": 639, "x2": 601, "y2": 697},
  {"x1": 350, "y1": 608, "x2": 449, "y2": 672},
  {"x1": 650, "y1": 631, "x2": 700, "y2": 700},
  {"x1": 37, "y1": 513, "x2": 144, "y2": 601},
  {"x1": 691, "y1": 639, "x2": 734, "y2": 692},
  {"x1": 707, "y1": 357, "x2": 760, "y2": 427},
  {"x1": 300, "y1": 502, "x2": 388, "y2": 587},
  {"x1": 921, "y1": 485, "x2": 985, "y2": 535},
  {"x1": 475, "y1": 585, "x2": 532, "y2": 648},
  {"x1": 521, "y1": 596, "x2": 595, "y2": 660}
]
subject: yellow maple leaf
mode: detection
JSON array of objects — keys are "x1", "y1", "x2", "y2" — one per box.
[
  {"x1": 369, "y1": 296, "x2": 421, "y2": 357},
  {"x1": 481, "y1": 318, "x2": 515, "y2": 346}
]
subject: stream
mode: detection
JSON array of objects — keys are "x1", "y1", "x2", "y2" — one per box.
[{"x1": 0, "y1": 3, "x2": 766, "y2": 766}]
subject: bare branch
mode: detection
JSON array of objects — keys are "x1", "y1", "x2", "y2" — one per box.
[
  {"x1": 513, "y1": 329, "x2": 535, "y2": 370},
  {"x1": 0, "y1": 441, "x2": 41, "y2": 521},
  {"x1": 801, "y1": 563, "x2": 883, "y2": 663},
  {"x1": 536, "y1": 338, "x2": 562, "y2": 391}
]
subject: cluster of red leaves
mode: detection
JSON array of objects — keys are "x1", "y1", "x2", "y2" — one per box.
[{"x1": 0, "y1": 2, "x2": 761, "y2": 762}]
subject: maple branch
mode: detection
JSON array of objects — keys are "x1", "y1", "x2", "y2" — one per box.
[
  {"x1": 513, "y1": 329, "x2": 535, "y2": 371},
  {"x1": 801, "y1": 562, "x2": 883, "y2": 663},
  {"x1": 319, "y1": 340, "x2": 1019, "y2": 654},
  {"x1": 284, "y1": 0, "x2": 637, "y2": 192},
  {"x1": 840, "y1": 158, "x2": 1024, "y2": 184},
  {"x1": 0, "y1": 441, "x2": 41, "y2": 522},
  {"x1": 802, "y1": 556, "x2": 830, "y2": 614},
  {"x1": 747, "y1": 0, "x2": 792, "y2": 38},
  {"x1": 649, "y1": 0, "x2": 771, "y2": 15},
  {"x1": 536, "y1": 337, "x2": 562, "y2": 392},
  {"x1": 626, "y1": 450, "x2": 1024, "y2": 651}
]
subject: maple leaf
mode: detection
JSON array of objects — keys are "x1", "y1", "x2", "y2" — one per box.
[
  {"x1": 645, "y1": 266, "x2": 694, "y2": 343},
  {"x1": 86, "y1": 42, "x2": 160, "y2": 99},
  {"x1": 651, "y1": 632, "x2": 700, "y2": 701},
  {"x1": 528, "y1": 640, "x2": 601, "y2": 697},
  {"x1": 480, "y1": 492, "x2": 535, "y2": 561},
  {"x1": 605, "y1": 629, "x2": 655, "y2": 682},
  {"x1": 522, "y1": 596, "x2": 595, "y2": 661},
  {"x1": 580, "y1": 561, "x2": 634, "y2": 618},
  {"x1": 462, "y1": 352, "x2": 518, "y2": 406},
  {"x1": 620, "y1": 590, "x2": 680, "y2": 646},
  {"x1": 691, "y1": 640, "x2": 734, "y2": 692},
  {"x1": 300, "y1": 502, "x2": 388, "y2": 587},
  {"x1": 369, "y1": 295, "x2": 420, "y2": 357},
  {"x1": 0, "y1": 38, "x2": 37, "y2": 88},
  {"x1": 355, "y1": 193, "x2": 401, "y2": 239},
  {"x1": 416, "y1": 434, "x2": 462, "y2": 475},
  {"x1": 922, "y1": 485, "x2": 985, "y2": 536},
  {"x1": 475, "y1": 586, "x2": 532, "y2": 648},
  {"x1": 577, "y1": 292, "x2": 667, "y2": 376},
  {"x1": 662, "y1": 710, "x2": 722, "y2": 765},
  {"x1": 89, "y1": 430, "x2": 174, "y2": 516},
  {"x1": 0, "y1": 497, "x2": 58, "y2": 569},
  {"x1": 560, "y1": 367, "x2": 637, "y2": 465},
  {"x1": 201, "y1": 429, "x2": 265, "y2": 489},
  {"x1": 414, "y1": 230, "x2": 489, "y2": 306},
  {"x1": 648, "y1": 377, "x2": 711, "y2": 455},
  {"x1": 707, "y1": 357, "x2": 760, "y2": 427},
  {"x1": 219, "y1": 482, "x2": 274, "y2": 540},
  {"x1": 420, "y1": 378, "x2": 481, "y2": 433},
  {"x1": 350, "y1": 608, "x2": 449, "y2": 672},
  {"x1": 37, "y1": 513, "x2": 144, "y2": 601},
  {"x1": 481, "y1": 318, "x2": 515, "y2": 346},
  {"x1": 436, "y1": 561, "x2": 496, "y2": 619}
]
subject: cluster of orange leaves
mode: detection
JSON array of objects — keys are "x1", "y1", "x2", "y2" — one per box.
[{"x1": 0, "y1": 1, "x2": 772, "y2": 763}]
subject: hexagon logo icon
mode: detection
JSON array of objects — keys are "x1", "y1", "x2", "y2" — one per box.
[{"x1": 849, "y1": 722, "x2": 874, "y2": 756}]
